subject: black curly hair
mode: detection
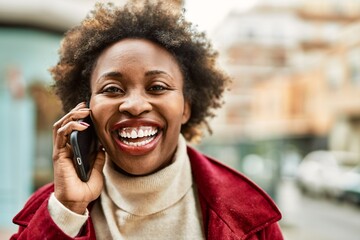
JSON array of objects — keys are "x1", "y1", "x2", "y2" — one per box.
[{"x1": 50, "y1": 1, "x2": 230, "y2": 142}]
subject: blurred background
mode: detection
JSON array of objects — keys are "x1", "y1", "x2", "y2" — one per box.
[{"x1": 0, "y1": 0, "x2": 360, "y2": 239}]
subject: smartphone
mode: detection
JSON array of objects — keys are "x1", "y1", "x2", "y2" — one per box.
[{"x1": 70, "y1": 115, "x2": 98, "y2": 182}]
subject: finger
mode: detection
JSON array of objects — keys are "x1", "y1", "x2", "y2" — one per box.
[
  {"x1": 60, "y1": 109, "x2": 91, "y2": 127},
  {"x1": 53, "y1": 101, "x2": 85, "y2": 122},
  {"x1": 53, "y1": 109, "x2": 90, "y2": 144},
  {"x1": 53, "y1": 102, "x2": 88, "y2": 128},
  {"x1": 54, "y1": 121, "x2": 90, "y2": 149},
  {"x1": 92, "y1": 150, "x2": 106, "y2": 175},
  {"x1": 53, "y1": 108, "x2": 90, "y2": 130},
  {"x1": 87, "y1": 150, "x2": 106, "y2": 198}
]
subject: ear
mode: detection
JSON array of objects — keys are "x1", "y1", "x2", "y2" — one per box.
[{"x1": 181, "y1": 100, "x2": 191, "y2": 124}]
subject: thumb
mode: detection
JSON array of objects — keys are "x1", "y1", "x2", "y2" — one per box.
[{"x1": 93, "y1": 149, "x2": 106, "y2": 175}]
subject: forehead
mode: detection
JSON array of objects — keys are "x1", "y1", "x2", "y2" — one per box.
[{"x1": 95, "y1": 38, "x2": 181, "y2": 72}]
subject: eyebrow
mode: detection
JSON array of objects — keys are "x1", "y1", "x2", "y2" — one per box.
[
  {"x1": 145, "y1": 70, "x2": 175, "y2": 81},
  {"x1": 99, "y1": 71, "x2": 123, "y2": 80},
  {"x1": 145, "y1": 70, "x2": 170, "y2": 77},
  {"x1": 98, "y1": 70, "x2": 173, "y2": 82}
]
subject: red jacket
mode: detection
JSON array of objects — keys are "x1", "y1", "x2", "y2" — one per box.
[{"x1": 12, "y1": 147, "x2": 283, "y2": 240}]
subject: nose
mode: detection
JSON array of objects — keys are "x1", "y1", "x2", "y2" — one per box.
[{"x1": 119, "y1": 91, "x2": 152, "y2": 116}]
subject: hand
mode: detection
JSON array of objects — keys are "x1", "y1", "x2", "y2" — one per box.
[{"x1": 52, "y1": 102, "x2": 105, "y2": 214}]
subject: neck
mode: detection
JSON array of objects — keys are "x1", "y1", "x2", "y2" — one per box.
[{"x1": 109, "y1": 147, "x2": 178, "y2": 177}]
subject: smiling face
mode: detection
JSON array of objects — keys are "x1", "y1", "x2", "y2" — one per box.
[{"x1": 89, "y1": 39, "x2": 191, "y2": 175}]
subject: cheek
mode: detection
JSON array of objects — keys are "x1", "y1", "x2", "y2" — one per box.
[
  {"x1": 164, "y1": 99, "x2": 188, "y2": 127},
  {"x1": 90, "y1": 97, "x2": 116, "y2": 115},
  {"x1": 89, "y1": 99, "x2": 115, "y2": 133}
]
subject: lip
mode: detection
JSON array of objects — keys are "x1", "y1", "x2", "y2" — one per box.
[
  {"x1": 111, "y1": 118, "x2": 161, "y2": 130},
  {"x1": 111, "y1": 118, "x2": 163, "y2": 156}
]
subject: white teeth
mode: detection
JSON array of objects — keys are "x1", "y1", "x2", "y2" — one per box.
[
  {"x1": 122, "y1": 137, "x2": 154, "y2": 147},
  {"x1": 131, "y1": 130, "x2": 137, "y2": 139},
  {"x1": 118, "y1": 127, "x2": 158, "y2": 147},
  {"x1": 118, "y1": 127, "x2": 158, "y2": 139}
]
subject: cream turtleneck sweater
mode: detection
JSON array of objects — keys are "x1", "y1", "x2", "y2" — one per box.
[{"x1": 48, "y1": 135, "x2": 204, "y2": 239}]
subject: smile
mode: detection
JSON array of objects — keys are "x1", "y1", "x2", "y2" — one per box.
[{"x1": 117, "y1": 126, "x2": 159, "y2": 147}]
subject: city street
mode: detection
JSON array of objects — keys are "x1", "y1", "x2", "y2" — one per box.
[{"x1": 279, "y1": 180, "x2": 360, "y2": 240}]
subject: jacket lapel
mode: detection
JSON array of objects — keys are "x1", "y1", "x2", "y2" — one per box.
[
  {"x1": 13, "y1": 183, "x2": 54, "y2": 227},
  {"x1": 187, "y1": 147, "x2": 281, "y2": 239}
]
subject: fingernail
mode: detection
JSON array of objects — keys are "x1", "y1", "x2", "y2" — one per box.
[
  {"x1": 80, "y1": 122, "x2": 90, "y2": 127},
  {"x1": 79, "y1": 108, "x2": 90, "y2": 111}
]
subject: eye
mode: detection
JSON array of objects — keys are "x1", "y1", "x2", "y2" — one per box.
[
  {"x1": 148, "y1": 85, "x2": 167, "y2": 92},
  {"x1": 102, "y1": 85, "x2": 124, "y2": 94}
]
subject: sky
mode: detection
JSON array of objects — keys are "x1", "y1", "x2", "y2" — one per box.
[{"x1": 184, "y1": 0, "x2": 259, "y2": 34}]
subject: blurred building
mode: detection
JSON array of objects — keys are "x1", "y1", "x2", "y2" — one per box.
[
  {"x1": 209, "y1": 0, "x2": 360, "y2": 148},
  {"x1": 196, "y1": 0, "x2": 360, "y2": 196}
]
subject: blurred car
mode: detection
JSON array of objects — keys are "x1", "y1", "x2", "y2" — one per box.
[
  {"x1": 296, "y1": 150, "x2": 360, "y2": 198},
  {"x1": 338, "y1": 166, "x2": 360, "y2": 205},
  {"x1": 242, "y1": 154, "x2": 276, "y2": 197}
]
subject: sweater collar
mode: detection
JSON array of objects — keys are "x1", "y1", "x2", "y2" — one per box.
[{"x1": 103, "y1": 134, "x2": 192, "y2": 216}]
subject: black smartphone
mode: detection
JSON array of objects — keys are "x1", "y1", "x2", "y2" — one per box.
[{"x1": 70, "y1": 115, "x2": 98, "y2": 182}]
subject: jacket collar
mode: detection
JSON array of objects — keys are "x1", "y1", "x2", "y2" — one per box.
[
  {"x1": 187, "y1": 146, "x2": 282, "y2": 238},
  {"x1": 13, "y1": 183, "x2": 55, "y2": 226}
]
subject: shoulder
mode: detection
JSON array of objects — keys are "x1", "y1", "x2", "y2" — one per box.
[
  {"x1": 187, "y1": 146, "x2": 282, "y2": 238},
  {"x1": 13, "y1": 183, "x2": 54, "y2": 226}
]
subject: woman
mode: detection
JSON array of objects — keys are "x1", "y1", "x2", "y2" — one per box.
[{"x1": 11, "y1": 2, "x2": 283, "y2": 239}]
